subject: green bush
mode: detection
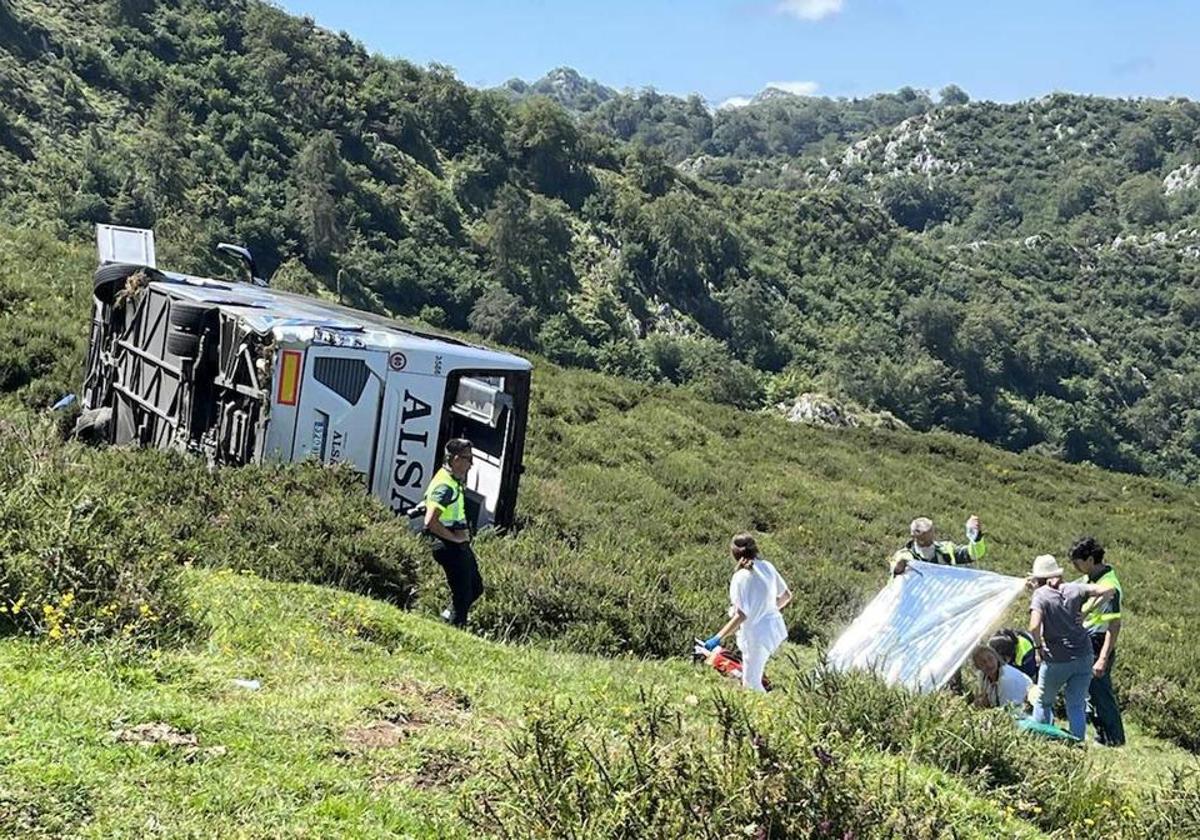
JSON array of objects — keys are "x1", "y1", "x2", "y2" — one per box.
[
  {"x1": 0, "y1": 419, "x2": 190, "y2": 643},
  {"x1": 116, "y1": 455, "x2": 424, "y2": 606},
  {"x1": 462, "y1": 529, "x2": 692, "y2": 656},
  {"x1": 0, "y1": 417, "x2": 421, "y2": 643},
  {"x1": 468, "y1": 675, "x2": 1200, "y2": 838}
]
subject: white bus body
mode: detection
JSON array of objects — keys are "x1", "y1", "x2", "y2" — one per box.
[{"x1": 81, "y1": 226, "x2": 530, "y2": 530}]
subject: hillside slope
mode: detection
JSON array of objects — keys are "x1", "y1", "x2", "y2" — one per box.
[
  {"x1": 2, "y1": 569, "x2": 1197, "y2": 837},
  {"x1": 4, "y1": 227, "x2": 1200, "y2": 757},
  {"x1": 1, "y1": 0, "x2": 1199, "y2": 481}
]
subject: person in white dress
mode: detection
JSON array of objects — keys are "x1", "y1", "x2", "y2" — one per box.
[{"x1": 702, "y1": 534, "x2": 792, "y2": 692}]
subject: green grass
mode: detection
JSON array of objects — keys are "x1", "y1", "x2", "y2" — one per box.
[
  {"x1": 0, "y1": 569, "x2": 703, "y2": 838},
  {"x1": 5, "y1": 225, "x2": 1200, "y2": 834},
  {"x1": 2, "y1": 570, "x2": 1194, "y2": 837}
]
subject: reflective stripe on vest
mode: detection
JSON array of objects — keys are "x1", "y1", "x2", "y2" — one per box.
[
  {"x1": 1014, "y1": 633, "x2": 1034, "y2": 664},
  {"x1": 935, "y1": 541, "x2": 957, "y2": 565},
  {"x1": 424, "y1": 467, "x2": 466, "y2": 527},
  {"x1": 1082, "y1": 568, "x2": 1123, "y2": 632}
]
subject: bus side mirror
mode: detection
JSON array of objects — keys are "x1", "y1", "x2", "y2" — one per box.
[{"x1": 216, "y1": 243, "x2": 268, "y2": 287}]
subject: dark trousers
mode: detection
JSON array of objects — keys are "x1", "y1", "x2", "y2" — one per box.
[
  {"x1": 1088, "y1": 646, "x2": 1126, "y2": 746},
  {"x1": 433, "y1": 541, "x2": 483, "y2": 627}
]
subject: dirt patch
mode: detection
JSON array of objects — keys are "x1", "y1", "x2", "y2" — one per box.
[
  {"x1": 384, "y1": 679, "x2": 472, "y2": 720},
  {"x1": 343, "y1": 710, "x2": 426, "y2": 751},
  {"x1": 110, "y1": 721, "x2": 226, "y2": 761},
  {"x1": 370, "y1": 747, "x2": 475, "y2": 792},
  {"x1": 341, "y1": 680, "x2": 473, "y2": 754},
  {"x1": 408, "y1": 747, "x2": 474, "y2": 790}
]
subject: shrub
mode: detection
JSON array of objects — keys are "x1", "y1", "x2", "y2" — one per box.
[
  {"x1": 0, "y1": 419, "x2": 190, "y2": 643},
  {"x1": 460, "y1": 530, "x2": 692, "y2": 656},
  {"x1": 97, "y1": 447, "x2": 424, "y2": 606},
  {"x1": 465, "y1": 692, "x2": 907, "y2": 839},
  {"x1": 469, "y1": 672, "x2": 1200, "y2": 838},
  {"x1": 1123, "y1": 676, "x2": 1200, "y2": 752},
  {"x1": 0, "y1": 416, "x2": 422, "y2": 643}
]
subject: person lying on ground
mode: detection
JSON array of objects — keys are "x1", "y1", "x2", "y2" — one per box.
[
  {"x1": 702, "y1": 533, "x2": 792, "y2": 692},
  {"x1": 891, "y1": 514, "x2": 986, "y2": 575},
  {"x1": 971, "y1": 644, "x2": 1033, "y2": 710}
]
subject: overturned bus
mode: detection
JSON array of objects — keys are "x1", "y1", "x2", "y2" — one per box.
[{"x1": 79, "y1": 225, "x2": 530, "y2": 530}]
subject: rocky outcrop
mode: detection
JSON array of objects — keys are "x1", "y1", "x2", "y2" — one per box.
[
  {"x1": 776, "y1": 392, "x2": 909, "y2": 431},
  {"x1": 1164, "y1": 163, "x2": 1200, "y2": 196}
]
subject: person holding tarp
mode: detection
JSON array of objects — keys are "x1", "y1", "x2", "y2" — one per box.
[
  {"x1": 1069, "y1": 536, "x2": 1126, "y2": 746},
  {"x1": 1027, "y1": 554, "x2": 1118, "y2": 740},
  {"x1": 890, "y1": 514, "x2": 987, "y2": 576},
  {"x1": 702, "y1": 534, "x2": 793, "y2": 692}
]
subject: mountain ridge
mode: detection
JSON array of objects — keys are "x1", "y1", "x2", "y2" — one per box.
[{"x1": 1, "y1": 0, "x2": 1197, "y2": 484}]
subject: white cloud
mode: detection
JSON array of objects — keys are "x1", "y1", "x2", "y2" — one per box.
[
  {"x1": 764, "y1": 80, "x2": 820, "y2": 96},
  {"x1": 718, "y1": 96, "x2": 754, "y2": 110},
  {"x1": 775, "y1": 0, "x2": 844, "y2": 21}
]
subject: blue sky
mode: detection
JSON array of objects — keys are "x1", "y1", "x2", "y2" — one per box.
[{"x1": 278, "y1": 1, "x2": 1199, "y2": 104}]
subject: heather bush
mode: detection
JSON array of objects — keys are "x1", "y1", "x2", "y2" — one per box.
[
  {"x1": 470, "y1": 673, "x2": 1200, "y2": 838},
  {"x1": 0, "y1": 419, "x2": 190, "y2": 643},
  {"x1": 0, "y1": 417, "x2": 421, "y2": 642}
]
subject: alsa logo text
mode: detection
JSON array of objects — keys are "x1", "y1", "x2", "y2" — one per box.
[{"x1": 389, "y1": 389, "x2": 433, "y2": 512}]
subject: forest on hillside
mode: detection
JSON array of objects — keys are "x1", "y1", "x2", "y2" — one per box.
[{"x1": 2, "y1": 0, "x2": 1199, "y2": 481}]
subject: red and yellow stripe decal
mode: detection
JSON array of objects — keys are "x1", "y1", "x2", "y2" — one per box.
[{"x1": 277, "y1": 350, "x2": 303, "y2": 405}]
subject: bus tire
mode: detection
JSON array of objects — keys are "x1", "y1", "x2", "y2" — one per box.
[
  {"x1": 93, "y1": 263, "x2": 161, "y2": 306},
  {"x1": 169, "y1": 300, "x2": 215, "y2": 332},
  {"x1": 166, "y1": 330, "x2": 201, "y2": 358}
]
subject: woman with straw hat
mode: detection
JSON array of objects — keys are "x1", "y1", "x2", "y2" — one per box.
[{"x1": 1027, "y1": 554, "x2": 1117, "y2": 740}]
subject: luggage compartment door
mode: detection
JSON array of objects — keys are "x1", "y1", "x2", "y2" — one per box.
[{"x1": 291, "y1": 350, "x2": 386, "y2": 485}]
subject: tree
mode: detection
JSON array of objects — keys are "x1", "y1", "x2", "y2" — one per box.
[
  {"x1": 627, "y1": 144, "x2": 673, "y2": 198},
  {"x1": 939, "y1": 85, "x2": 970, "y2": 106},
  {"x1": 507, "y1": 97, "x2": 593, "y2": 206},
  {"x1": 468, "y1": 286, "x2": 535, "y2": 346},
  {"x1": 291, "y1": 131, "x2": 348, "y2": 266},
  {"x1": 879, "y1": 176, "x2": 962, "y2": 232},
  {"x1": 1054, "y1": 170, "x2": 1103, "y2": 221},
  {"x1": 483, "y1": 185, "x2": 575, "y2": 310},
  {"x1": 970, "y1": 184, "x2": 1021, "y2": 233},
  {"x1": 1119, "y1": 125, "x2": 1161, "y2": 173},
  {"x1": 1117, "y1": 174, "x2": 1168, "y2": 226}
]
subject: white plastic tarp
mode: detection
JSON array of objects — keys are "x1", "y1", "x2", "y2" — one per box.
[{"x1": 826, "y1": 561, "x2": 1026, "y2": 693}]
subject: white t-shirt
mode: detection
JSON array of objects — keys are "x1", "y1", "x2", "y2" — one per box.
[
  {"x1": 729, "y1": 559, "x2": 789, "y2": 653},
  {"x1": 983, "y1": 663, "x2": 1033, "y2": 708}
]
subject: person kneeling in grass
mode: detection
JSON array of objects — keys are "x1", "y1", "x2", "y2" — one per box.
[{"x1": 702, "y1": 534, "x2": 792, "y2": 692}]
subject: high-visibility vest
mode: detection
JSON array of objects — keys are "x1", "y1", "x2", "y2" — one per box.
[
  {"x1": 1014, "y1": 632, "x2": 1035, "y2": 665},
  {"x1": 424, "y1": 467, "x2": 466, "y2": 528},
  {"x1": 894, "y1": 537, "x2": 986, "y2": 567},
  {"x1": 1082, "y1": 568, "x2": 1123, "y2": 633}
]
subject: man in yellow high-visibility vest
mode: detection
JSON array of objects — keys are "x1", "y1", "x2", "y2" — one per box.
[
  {"x1": 890, "y1": 514, "x2": 987, "y2": 576},
  {"x1": 423, "y1": 438, "x2": 483, "y2": 628},
  {"x1": 1070, "y1": 535, "x2": 1125, "y2": 746}
]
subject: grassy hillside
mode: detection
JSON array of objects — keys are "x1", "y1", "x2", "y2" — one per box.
[
  {"x1": 4, "y1": 226, "x2": 1200, "y2": 758},
  {"x1": 3, "y1": 569, "x2": 1198, "y2": 837},
  {"x1": 2, "y1": 0, "x2": 1200, "y2": 481}
]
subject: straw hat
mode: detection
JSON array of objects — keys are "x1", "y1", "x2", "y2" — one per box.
[{"x1": 1031, "y1": 554, "x2": 1064, "y2": 579}]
